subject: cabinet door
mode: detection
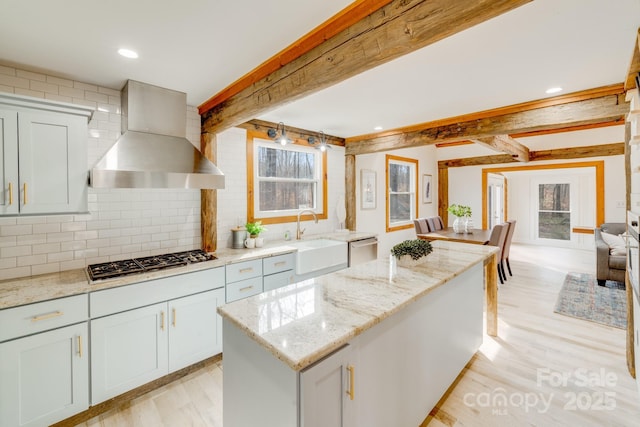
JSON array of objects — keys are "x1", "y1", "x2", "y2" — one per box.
[
  {"x1": 0, "y1": 323, "x2": 88, "y2": 427},
  {"x1": 91, "y1": 303, "x2": 168, "y2": 404},
  {"x1": 300, "y1": 344, "x2": 355, "y2": 427},
  {"x1": 168, "y1": 288, "x2": 225, "y2": 372},
  {"x1": 0, "y1": 109, "x2": 18, "y2": 215},
  {"x1": 17, "y1": 110, "x2": 87, "y2": 214},
  {"x1": 263, "y1": 269, "x2": 294, "y2": 292}
]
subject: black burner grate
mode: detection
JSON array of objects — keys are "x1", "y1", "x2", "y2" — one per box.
[{"x1": 87, "y1": 249, "x2": 216, "y2": 281}]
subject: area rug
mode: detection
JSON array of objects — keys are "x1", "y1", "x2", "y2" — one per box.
[{"x1": 553, "y1": 272, "x2": 626, "y2": 329}]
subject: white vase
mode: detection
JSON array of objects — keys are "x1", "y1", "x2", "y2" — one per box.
[
  {"x1": 396, "y1": 254, "x2": 428, "y2": 267},
  {"x1": 452, "y1": 217, "x2": 464, "y2": 233},
  {"x1": 255, "y1": 237, "x2": 264, "y2": 247},
  {"x1": 464, "y1": 217, "x2": 474, "y2": 233}
]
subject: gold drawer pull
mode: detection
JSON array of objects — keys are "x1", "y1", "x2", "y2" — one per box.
[
  {"x1": 31, "y1": 311, "x2": 63, "y2": 322},
  {"x1": 23, "y1": 182, "x2": 27, "y2": 205},
  {"x1": 160, "y1": 311, "x2": 165, "y2": 331},
  {"x1": 239, "y1": 286, "x2": 254, "y2": 293},
  {"x1": 77, "y1": 335, "x2": 83, "y2": 358},
  {"x1": 172, "y1": 308, "x2": 176, "y2": 327},
  {"x1": 7, "y1": 182, "x2": 12, "y2": 205},
  {"x1": 346, "y1": 365, "x2": 355, "y2": 400},
  {"x1": 274, "y1": 261, "x2": 286, "y2": 267},
  {"x1": 239, "y1": 267, "x2": 253, "y2": 273}
]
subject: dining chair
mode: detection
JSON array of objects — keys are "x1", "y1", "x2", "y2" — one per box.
[
  {"x1": 487, "y1": 223, "x2": 508, "y2": 284},
  {"x1": 503, "y1": 219, "x2": 516, "y2": 276},
  {"x1": 425, "y1": 217, "x2": 436, "y2": 233},
  {"x1": 413, "y1": 218, "x2": 430, "y2": 234},
  {"x1": 432, "y1": 216, "x2": 445, "y2": 231}
]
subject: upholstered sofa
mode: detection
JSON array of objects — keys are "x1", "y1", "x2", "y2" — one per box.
[{"x1": 595, "y1": 222, "x2": 626, "y2": 286}]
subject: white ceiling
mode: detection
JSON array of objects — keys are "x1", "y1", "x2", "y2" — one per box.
[{"x1": 1, "y1": 0, "x2": 639, "y2": 139}]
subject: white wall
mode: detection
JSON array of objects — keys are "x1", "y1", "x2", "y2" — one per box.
[
  {"x1": 356, "y1": 146, "x2": 438, "y2": 257},
  {"x1": 0, "y1": 66, "x2": 202, "y2": 279},
  {"x1": 216, "y1": 128, "x2": 346, "y2": 249}
]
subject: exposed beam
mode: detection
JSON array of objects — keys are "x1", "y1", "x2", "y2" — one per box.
[
  {"x1": 529, "y1": 142, "x2": 624, "y2": 161},
  {"x1": 346, "y1": 92, "x2": 629, "y2": 155},
  {"x1": 201, "y1": 0, "x2": 532, "y2": 134},
  {"x1": 509, "y1": 118, "x2": 624, "y2": 138},
  {"x1": 200, "y1": 133, "x2": 217, "y2": 252},
  {"x1": 624, "y1": 28, "x2": 640, "y2": 90},
  {"x1": 471, "y1": 134, "x2": 530, "y2": 162},
  {"x1": 438, "y1": 143, "x2": 625, "y2": 168},
  {"x1": 236, "y1": 119, "x2": 345, "y2": 146}
]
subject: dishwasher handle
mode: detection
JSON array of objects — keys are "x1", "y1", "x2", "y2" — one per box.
[{"x1": 350, "y1": 238, "x2": 378, "y2": 248}]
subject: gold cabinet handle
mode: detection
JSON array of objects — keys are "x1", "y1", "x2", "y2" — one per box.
[
  {"x1": 77, "y1": 335, "x2": 83, "y2": 358},
  {"x1": 239, "y1": 267, "x2": 253, "y2": 273},
  {"x1": 7, "y1": 182, "x2": 12, "y2": 205},
  {"x1": 346, "y1": 365, "x2": 355, "y2": 400},
  {"x1": 160, "y1": 311, "x2": 165, "y2": 331},
  {"x1": 274, "y1": 261, "x2": 286, "y2": 267},
  {"x1": 31, "y1": 311, "x2": 63, "y2": 322},
  {"x1": 239, "y1": 285, "x2": 254, "y2": 293},
  {"x1": 172, "y1": 308, "x2": 176, "y2": 327},
  {"x1": 23, "y1": 182, "x2": 27, "y2": 205}
]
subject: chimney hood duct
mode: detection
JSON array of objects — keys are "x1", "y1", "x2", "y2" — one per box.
[{"x1": 90, "y1": 80, "x2": 225, "y2": 189}]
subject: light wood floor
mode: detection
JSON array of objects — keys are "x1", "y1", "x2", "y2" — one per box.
[{"x1": 78, "y1": 244, "x2": 640, "y2": 427}]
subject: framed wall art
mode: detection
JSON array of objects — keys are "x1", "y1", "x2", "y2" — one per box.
[
  {"x1": 422, "y1": 174, "x2": 432, "y2": 204},
  {"x1": 361, "y1": 169, "x2": 376, "y2": 210}
]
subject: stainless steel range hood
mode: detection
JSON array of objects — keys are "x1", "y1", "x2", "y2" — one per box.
[{"x1": 90, "y1": 80, "x2": 225, "y2": 189}]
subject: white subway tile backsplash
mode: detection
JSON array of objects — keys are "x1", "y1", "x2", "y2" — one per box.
[
  {"x1": 17, "y1": 254, "x2": 47, "y2": 267},
  {"x1": 46, "y1": 232, "x2": 74, "y2": 243},
  {"x1": 17, "y1": 234, "x2": 46, "y2": 246},
  {"x1": 0, "y1": 236, "x2": 16, "y2": 248},
  {"x1": 2, "y1": 267, "x2": 32, "y2": 280},
  {"x1": 1, "y1": 246, "x2": 31, "y2": 258},
  {"x1": 48, "y1": 251, "x2": 74, "y2": 262},
  {"x1": 33, "y1": 243, "x2": 62, "y2": 255},
  {"x1": 33, "y1": 223, "x2": 61, "y2": 234},
  {"x1": 1, "y1": 224, "x2": 33, "y2": 236},
  {"x1": 32, "y1": 263, "x2": 61, "y2": 276}
]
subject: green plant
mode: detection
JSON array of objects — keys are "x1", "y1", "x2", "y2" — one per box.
[
  {"x1": 245, "y1": 221, "x2": 266, "y2": 237},
  {"x1": 390, "y1": 239, "x2": 433, "y2": 260},
  {"x1": 447, "y1": 204, "x2": 472, "y2": 217}
]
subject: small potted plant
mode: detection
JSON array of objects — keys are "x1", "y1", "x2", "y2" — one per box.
[
  {"x1": 447, "y1": 204, "x2": 472, "y2": 233},
  {"x1": 390, "y1": 239, "x2": 433, "y2": 267},
  {"x1": 244, "y1": 221, "x2": 267, "y2": 248}
]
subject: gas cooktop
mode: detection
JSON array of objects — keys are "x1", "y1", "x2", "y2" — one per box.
[{"x1": 87, "y1": 249, "x2": 216, "y2": 281}]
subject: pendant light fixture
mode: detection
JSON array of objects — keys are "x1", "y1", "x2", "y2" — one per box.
[{"x1": 267, "y1": 122, "x2": 292, "y2": 146}]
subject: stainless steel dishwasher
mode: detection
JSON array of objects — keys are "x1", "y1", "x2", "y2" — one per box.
[{"x1": 348, "y1": 237, "x2": 378, "y2": 266}]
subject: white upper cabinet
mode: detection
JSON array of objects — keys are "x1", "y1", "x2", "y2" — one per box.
[{"x1": 0, "y1": 93, "x2": 93, "y2": 216}]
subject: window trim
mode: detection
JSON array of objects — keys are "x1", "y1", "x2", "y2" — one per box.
[
  {"x1": 385, "y1": 154, "x2": 418, "y2": 232},
  {"x1": 247, "y1": 130, "x2": 328, "y2": 225}
]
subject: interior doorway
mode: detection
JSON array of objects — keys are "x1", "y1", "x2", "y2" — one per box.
[{"x1": 487, "y1": 173, "x2": 505, "y2": 229}]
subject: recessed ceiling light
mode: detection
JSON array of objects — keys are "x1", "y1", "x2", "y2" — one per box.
[
  {"x1": 374, "y1": 126, "x2": 383, "y2": 131},
  {"x1": 118, "y1": 48, "x2": 138, "y2": 59},
  {"x1": 545, "y1": 87, "x2": 562, "y2": 94}
]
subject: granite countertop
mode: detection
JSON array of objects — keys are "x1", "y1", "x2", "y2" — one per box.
[
  {"x1": 0, "y1": 231, "x2": 377, "y2": 310},
  {"x1": 217, "y1": 240, "x2": 498, "y2": 371}
]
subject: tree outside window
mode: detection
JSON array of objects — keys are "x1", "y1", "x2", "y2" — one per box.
[{"x1": 538, "y1": 183, "x2": 570, "y2": 240}]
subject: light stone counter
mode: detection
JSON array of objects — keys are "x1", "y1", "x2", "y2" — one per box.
[
  {"x1": 0, "y1": 231, "x2": 376, "y2": 310},
  {"x1": 218, "y1": 240, "x2": 499, "y2": 371}
]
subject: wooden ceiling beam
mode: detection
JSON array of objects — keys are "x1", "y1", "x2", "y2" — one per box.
[
  {"x1": 236, "y1": 119, "x2": 345, "y2": 146},
  {"x1": 201, "y1": 0, "x2": 532, "y2": 134},
  {"x1": 346, "y1": 92, "x2": 629, "y2": 155},
  {"x1": 438, "y1": 142, "x2": 625, "y2": 168},
  {"x1": 624, "y1": 28, "x2": 640, "y2": 90},
  {"x1": 470, "y1": 134, "x2": 530, "y2": 162}
]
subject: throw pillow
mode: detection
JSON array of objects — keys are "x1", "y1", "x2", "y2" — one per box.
[{"x1": 601, "y1": 231, "x2": 626, "y2": 256}]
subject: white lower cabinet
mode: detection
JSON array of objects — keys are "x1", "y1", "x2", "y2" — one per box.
[
  {"x1": 0, "y1": 322, "x2": 89, "y2": 427},
  {"x1": 91, "y1": 287, "x2": 225, "y2": 405},
  {"x1": 91, "y1": 302, "x2": 168, "y2": 404},
  {"x1": 300, "y1": 344, "x2": 355, "y2": 427}
]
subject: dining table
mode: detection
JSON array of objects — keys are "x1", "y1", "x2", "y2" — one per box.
[
  {"x1": 417, "y1": 227, "x2": 492, "y2": 245},
  {"x1": 418, "y1": 227, "x2": 498, "y2": 336}
]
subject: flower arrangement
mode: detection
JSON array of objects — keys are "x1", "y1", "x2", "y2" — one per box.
[
  {"x1": 390, "y1": 239, "x2": 433, "y2": 261},
  {"x1": 447, "y1": 204, "x2": 472, "y2": 218},
  {"x1": 245, "y1": 221, "x2": 266, "y2": 237}
]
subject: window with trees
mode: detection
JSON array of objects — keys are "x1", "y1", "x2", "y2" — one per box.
[
  {"x1": 249, "y1": 136, "x2": 327, "y2": 223},
  {"x1": 386, "y1": 154, "x2": 418, "y2": 232},
  {"x1": 538, "y1": 183, "x2": 571, "y2": 240}
]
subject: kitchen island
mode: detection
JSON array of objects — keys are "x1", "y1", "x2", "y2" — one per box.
[{"x1": 218, "y1": 241, "x2": 498, "y2": 427}]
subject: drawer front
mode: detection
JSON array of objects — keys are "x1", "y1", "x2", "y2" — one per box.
[
  {"x1": 226, "y1": 259, "x2": 262, "y2": 283},
  {"x1": 0, "y1": 294, "x2": 88, "y2": 342},
  {"x1": 263, "y1": 270, "x2": 294, "y2": 292},
  {"x1": 90, "y1": 267, "x2": 225, "y2": 318},
  {"x1": 226, "y1": 277, "x2": 263, "y2": 303},
  {"x1": 263, "y1": 252, "x2": 295, "y2": 276}
]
